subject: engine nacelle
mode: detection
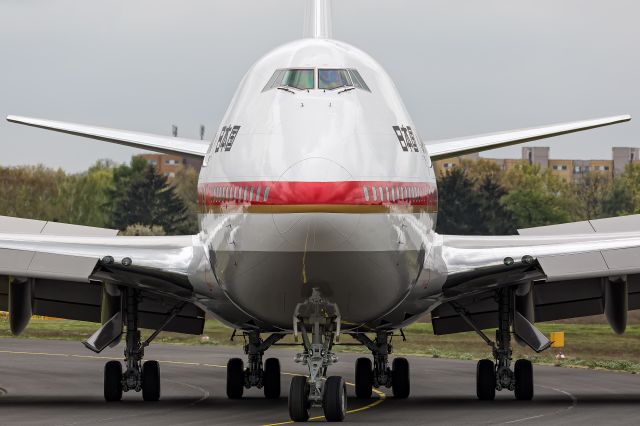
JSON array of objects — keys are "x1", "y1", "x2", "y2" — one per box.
[
  {"x1": 8, "y1": 277, "x2": 34, "y2": 336},
  {"x1": 604, "y1": 277, "x2": 627, "y2": 335}
]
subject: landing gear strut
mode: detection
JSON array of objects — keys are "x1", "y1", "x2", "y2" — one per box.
[
  {"x1": 289, "y1": 288, "x2": 345, "y2": 422},
  {"x1": 351, "y1": 331, "x2": 410, "y2": 399},
  {"x1": 226, "y1": 331, "x2": 284, "y2": 399},
  {"x1": 455, "y1": 289, "x2": 534, "y2": 401},
  {"x1": 103, "y1": 288, "x2": 182, "y2": 402}
]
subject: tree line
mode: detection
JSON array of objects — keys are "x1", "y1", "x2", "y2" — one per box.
[
  {"x1": 436, "y1": 160, "x2": 640, "y2": 235},
  {"x1": 0, "y1": 157, "x2": 199, "y2": 235},
  {"x1": 1, "y1": 156, "x2": 637, "y2": 237}
]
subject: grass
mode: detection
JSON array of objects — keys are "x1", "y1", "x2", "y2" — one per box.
[{"x1": 1, "y1": 317, "x2": 640, "y2": 373}]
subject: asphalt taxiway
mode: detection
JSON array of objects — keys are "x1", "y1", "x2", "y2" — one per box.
[{"x1": 0, "y1": 338, "x2": 639, "y2": 425}]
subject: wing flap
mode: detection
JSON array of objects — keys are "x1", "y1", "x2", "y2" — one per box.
[
  {"x1": 427, "y1": 115, "x2": 631, "y2": 160},
  {"x1": 6, "y1": 115, "x2": 210, "y2": 159}
]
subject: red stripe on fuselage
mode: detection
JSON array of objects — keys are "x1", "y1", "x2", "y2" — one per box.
[{"x1": 197, "y1": 181, "x2": 438, "y2": 211}]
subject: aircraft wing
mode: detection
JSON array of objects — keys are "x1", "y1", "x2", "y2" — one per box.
[
  {"x1": 6, "y1": 115, "x2": 210, "y2": 160},
  {"x1": 0, "y1": 216, "x2": 206, "y2": 334},
  {"x1": 431, "y1": 215, "x2": 640, "y2": 335},
  {"x1": 426, "y1": 115, "x2": 631, "y2": 160}
]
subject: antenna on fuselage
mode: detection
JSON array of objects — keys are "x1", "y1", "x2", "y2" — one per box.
[{"x1": 303, "y1": 0, "x2": 333, "y2": 39}]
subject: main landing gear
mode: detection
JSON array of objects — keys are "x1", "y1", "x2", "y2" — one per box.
[
  {"x1": 99, "y1": 288, "x2": 184, "y2": 402},
  {"x1": 351, "y1": 331, "x2": 410, "y2": 399},
  {"x1": 456, "y1": 288, "x2": 535, "y2": 401},
  {"x1": 226, "y1": 331, "x2": 284, "y2": 399},
  {"x1": 288, "y1": 288, "x2": 345, "y2": 422}
]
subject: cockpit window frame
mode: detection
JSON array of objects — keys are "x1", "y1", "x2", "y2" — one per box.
[{"x1": 347, "y1": 69, "x2": 371, "y2": 92}]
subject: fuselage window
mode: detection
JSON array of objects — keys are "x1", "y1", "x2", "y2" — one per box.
[
  {"x1": 249, "y1": 186, "x2": 254, "y2": 202},
  {"x1": 372, "y1": 185, "x2": 377, "y2": 201},
  {"x1": 318, "y1": 69, "x2": 353, "y2": 90},
  {"x1": 391, "y1": 187, "x2": 396, "y2": 202},
  {"x1": 263, "y1": 68, "x2": 314, "y2": 91},
  {"x1": 256, "y1": 185, "x2": 262, "y2": 202},
  {"x1": 348, "y1": 69, "x2": 371, "y2": 92},
  {"x1": 378, "y1": 187, "x2": 384, "y2": 201},
  {"x1": 234, "y1": 187, "x2": 238, "y2": 200},
  {"x1": 385, "y1": 187, "x2": 390, "y2": 203},
  {"x1": 363, "y1": 186, "x2": 370, "y2": 202},
  {"x1": 264, "y1": 186, "x2": 270, "y2": 202}
]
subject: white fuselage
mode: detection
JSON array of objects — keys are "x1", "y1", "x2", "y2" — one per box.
[{"x1": 196, "y1": 38, "x2": 440, "y2": 331}]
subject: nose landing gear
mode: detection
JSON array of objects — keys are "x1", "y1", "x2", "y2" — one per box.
[{"x1": 289, "y1": 288, "x2": 345, "y2": 422}]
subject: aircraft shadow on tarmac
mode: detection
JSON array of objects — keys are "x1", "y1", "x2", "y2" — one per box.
[{"x1": 1, "y1": 395, "x2": 640, "y2": 409}]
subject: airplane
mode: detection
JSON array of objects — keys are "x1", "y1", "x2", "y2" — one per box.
[{"x1": 2, "y1": 0, "x2": 637, "y2": 422}]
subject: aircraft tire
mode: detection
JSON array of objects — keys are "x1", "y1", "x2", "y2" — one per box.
[
  {"x1": 514, "y1": 359, "x2": 534, "y2": 401},
  {"x1": 288, "y1": 375, "x2": 310, "y2": 422},
  {"x1": 263, "y1": 357, "x2": 281, "y2": 399},
  {"x1": 391, "y1": 357, "x2": 410, "y2": 398},
  {"x1": 476, "y1": 359, "x2": 496, "y2": 400},
  {"x1": 104, "y1": 360, "x2": 123, "y2": 402},
  {"x1": 355, "y1": 357, "x2": 373, "y2": 398},
  {"x1": 226, "y1": 358, "x2": 245, "y2": 399},
  {"x1": 142, "y1": 360, "x2": 161, "y2": 401},
  {"x1": 323, "y1": 376, "x2": 347, "y2": 422}
]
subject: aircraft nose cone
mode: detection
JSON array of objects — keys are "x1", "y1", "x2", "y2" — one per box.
[{"x1": 272, "y1": 157, "x2": 360, "y2": 251}]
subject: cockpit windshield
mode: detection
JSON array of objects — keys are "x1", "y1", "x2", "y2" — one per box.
[
  {"x1": 317, "y1": 69, "x2": 371, "y2": 92},
  {"x1": 263, "y1": 69, "x2": 314, "y2": 91},
  {"x1": 263, "y1": 68, "x2": 371, "y2": 92},
  {"x1": 318, "y1": 69, "x2": 352, "y2": 90}
]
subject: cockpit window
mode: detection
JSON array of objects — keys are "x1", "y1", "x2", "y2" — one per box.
[
  {"x1": 263, "y1": 68, "x2": 371, "y2": 92},
  {"x1": 318, "y1": 69, "x2": 353, "y2": 90},
  {"x1": 348, "y1": 69, "x2": 370, "y2": 92},
  {"x1": 263, "y1": 68, "x2": 314, "y2": 91}
]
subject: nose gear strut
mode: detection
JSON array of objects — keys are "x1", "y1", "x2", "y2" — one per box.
[{"x1": 289, "y1": 288, "x2": 346, "y2": 422}]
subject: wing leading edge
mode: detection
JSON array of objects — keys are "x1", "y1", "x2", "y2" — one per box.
[
  {"x1": 427, "y1": 115, "x2": 631, "y2": 160},
  {"x1": 6, "y1": 115, "x2": 210, "y2": 160}
]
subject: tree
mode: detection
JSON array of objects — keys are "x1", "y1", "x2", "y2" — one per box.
[
  {"x1": 602, "y1": 163, "x2": 640, "y2": 217},
  {"x1": 0, "y1": 165, "x2": 66, "y2": 221},
  {"x1": 119, "y1": 224, "x2": 166, "y2": 236},
  {"x1": 500, "y1": 163, "x2": 574, "y2": 228},
  {"x1": 573, "y1": 173, "x2": 612, "y2": 220},
  {"x1": 436, "y1": 166, "x2": 517, "y2": 235},
  {"x1": 171, "y1": 166, "x2": 200, "y2": 234},
  {"x1": 56, "y1": 160, "x2": 115, "y2": 227},
  {"x1": 111, "y1": 163, "x2": 189, "y2": 234},
  {"x1": 477, "y1": 176, "x2": 517, "y2": 235},
  {"x1": 436, "y1": 168, "x2": 486, "y2": 235}
]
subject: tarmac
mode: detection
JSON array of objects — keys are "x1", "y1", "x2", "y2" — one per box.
[{"x1": 0, "y1": 338, "x2": 638, "y2": 425}]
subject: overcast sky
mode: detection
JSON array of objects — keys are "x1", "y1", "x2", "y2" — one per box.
[{"x1": 1, "y1": 0, "x2": 638, "y2": 172}]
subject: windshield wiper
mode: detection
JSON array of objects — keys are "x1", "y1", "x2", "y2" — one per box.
[
  {"x1": 338, "y1": 86, "x2": 356, "y2": 94},
  {"x1": 277, "y1": 86, "x2": 296, "y2": 94}
]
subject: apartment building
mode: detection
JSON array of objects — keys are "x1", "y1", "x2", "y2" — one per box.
[
  {"x1": 139, "y1": 154, "x2": 202, "y2": 179},
  {"x1": 434, "y1": 147, "x2": 635, "y2": 182}
]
